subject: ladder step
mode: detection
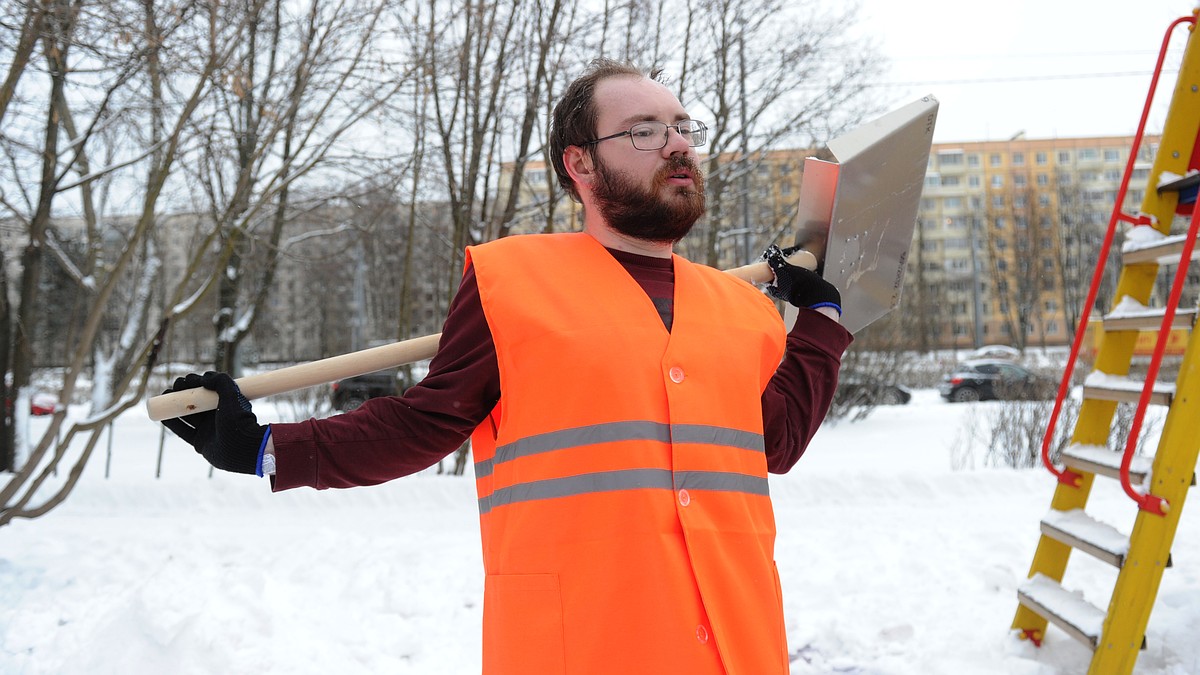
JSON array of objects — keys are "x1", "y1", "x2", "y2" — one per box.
[
  {"x1": 1040, "y1": 509, "x2": 1129, "y2": 568},
  {"x1": 1121, "y1": 231, "x2": 1195, "y2": 266},
  {"x1": 1103, "y1": 305, "x2": 1197, "y2": 332},
  {"x1": 1062, "y1": 443, "x2": 1152, "y2": 483},
  {"x1": 1017, "y1": 574, "x2": 1104, "y2": 650},
  {"x1": 1156, "y1": 170, "x2": 1200, "y2": 195},
  {"x1": 1082, "y1": 372, "x2": 1174, "y2": 406}
]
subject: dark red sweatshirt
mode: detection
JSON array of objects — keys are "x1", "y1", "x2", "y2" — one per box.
[{"x1": 270, "y1": 248, "x2": 852, "y2": 491}]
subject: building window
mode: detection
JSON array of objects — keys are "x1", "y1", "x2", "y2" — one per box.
[
  {"x1": 1079, "y1": 148, "x2": 1099, "y2": 161},
  {"x1": 1014, "y1": 174, "x2": 1027, "y2": 187},
  {"x1": 1013, "y1": 152, "x2": 1025, "y2": 166},
  {"x1": 990, "y1": 153, "x2": 1003, "y2": 167},
  {"x1": 939, "y1": 151, "x2": 965, "y2": 166},
  {"x1": 1036, "y1": 152, "x2": 1047, "y2": 165},
  {"x1": 942, "y1": 175, "x2": 961, "y2": 187},
  {"x1": 1037, "y1": 173, "x2": 1049, "y2": 186},
  {"x1": 1104, "y1": 148, "x2": 1121, "y2": 162},
  {"x1": 968, "y1": 154, "x2": 981, "y2": 167},
  {"x1": 969, "y1": 175, "x2": 981, "y2": 187},
  {"x1": 1058, "y1": 150, "x2": 1071, "y2": 163},
  {"x1": 991, "y1": 175, "x2": 1004, "y2": 188}
]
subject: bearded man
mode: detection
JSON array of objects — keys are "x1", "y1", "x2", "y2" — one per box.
[{"x1": 162, "y1": 58, "x2": 851, "y2": 675}]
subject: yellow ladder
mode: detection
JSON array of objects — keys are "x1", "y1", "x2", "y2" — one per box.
[{"x1": 1011, "y1": 12, "x2": 1200, "y2": 673}]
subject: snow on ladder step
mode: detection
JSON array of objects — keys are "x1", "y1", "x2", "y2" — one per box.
[
  {"x1": 1102, "y1": 298, "x2": 1198, "y2": 332},
  {"x1": 1017, "y1": 574, "x2": 1105, "y2": 650},
  {"x1": 1082, "y1": 371, "x2": 1174, "y2": 406},
  {"x1": 1062, "y1": 443, "x2": 1152, "y2": 483},
  {"x1": 1040, "y1": 509, "x2": 1130, "y2": 568},
  {"x1": 1121, "y1": 227, "x2": 1197, "y2": 266}
]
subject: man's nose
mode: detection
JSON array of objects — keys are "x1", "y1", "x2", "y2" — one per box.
[{"x1": 662, "y1": 126, "x2": 691, "y2": 156}]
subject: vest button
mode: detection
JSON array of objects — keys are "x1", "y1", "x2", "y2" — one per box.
[
  {"x1": 696, "y1": 624, "x2": 709, "y2": 644},
  {"x1": 669, "y1": 366, "x2": 685, "y2": 383},
  {"x1": 678, "y1": 489, "x2": 691, "y2": 507}
]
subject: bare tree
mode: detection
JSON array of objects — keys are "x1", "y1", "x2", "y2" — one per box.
[
  {"x1": 679, "y1": 0, "x2": 885, "y2": 267},
  {"x1": 190, "y1": 0, "x2": 411, "y2": 375},
  {"x1": 0, "y1": 0, "x2": 266, "y2": 525}
]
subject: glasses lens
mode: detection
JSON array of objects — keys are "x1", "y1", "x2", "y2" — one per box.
[
  {"x1": 628, "y1": 121, "x2": 666, "y2": 150},
  {"x1": 679, "y1": 120, "x2": 706, "y2": 147}
]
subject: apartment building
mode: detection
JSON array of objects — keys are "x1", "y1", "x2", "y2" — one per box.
[{"x1": 919, "y1": 135, "x2": 1157, "y2": 349}]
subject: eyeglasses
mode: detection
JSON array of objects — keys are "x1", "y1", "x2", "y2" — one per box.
[{"x1": 581, "y1": 119, "x2": 708, "y2": 151}]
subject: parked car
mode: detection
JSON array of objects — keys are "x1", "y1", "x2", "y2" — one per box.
[
  {"x1": 835, "y1": 375, "x2": 912, "y2": 407},
  {"x1": 30, "y1": 392, "x2": 61, "y2": 416},
  {"x1": 966, "y1": 344, "x2": 1021, "y2": 361},
  {"x1": 331, "y1": 369, "x2": 403, "y2": 411},
  {"x1": 938, "y1": 359, "x2": 1054, "y2": 402}
]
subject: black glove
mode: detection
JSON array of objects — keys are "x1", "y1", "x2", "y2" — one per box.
[
  {"x1": 762, "y1": 244, "x2": 842, "y2": 315},
  {"x1": 161, "y1": 372, "x2": 267, "y2": 475}
]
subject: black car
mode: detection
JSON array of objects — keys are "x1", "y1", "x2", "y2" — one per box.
[
  {"x1": 938, "y1": 359, "x2": 1053, "y2": 402},
  {"x1": 331, "y1": 369, "x2": 403, "y2": 411},
  {"x1": 835, "y1": 376, "x2": 912, "y2": 406}
]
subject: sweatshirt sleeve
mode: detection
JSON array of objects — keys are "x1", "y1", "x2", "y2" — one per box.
[
  {"x1": 761, "y1": 308, "x2": 853, "y2": 474},
  {"x1": 270, "y1": 265, "x2": 500, "y2": 491}
]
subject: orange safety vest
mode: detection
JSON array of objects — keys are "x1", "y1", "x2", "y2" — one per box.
[{"x1": 468, "y1": 232, "x2": 788, "y2": 675}]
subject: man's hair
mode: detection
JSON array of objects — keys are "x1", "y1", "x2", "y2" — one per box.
[{"x1": 550, "y1": 58, "x2": 661, "y2": 202}]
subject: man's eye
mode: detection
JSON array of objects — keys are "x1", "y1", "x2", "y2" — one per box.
[{"x1": 631, "y1": 127, "x2": 658, "y2": 138}]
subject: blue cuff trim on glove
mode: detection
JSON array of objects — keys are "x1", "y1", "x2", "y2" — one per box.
[
  {"x1": 809, "y1": 302, "x2": 843, "y2": 317},
  {"x1": 255, "y1": 425, "x2": 272, "y2": 478}
]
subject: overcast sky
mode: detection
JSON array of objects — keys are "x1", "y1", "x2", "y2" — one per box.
[{"x1": 855, "y1": 0, "x2": 1197, "y2": 142}]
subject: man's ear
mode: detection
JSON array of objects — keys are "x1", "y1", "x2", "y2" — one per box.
[{"x1": 564, "y1": 146, "x2": 596, "y2": 191}]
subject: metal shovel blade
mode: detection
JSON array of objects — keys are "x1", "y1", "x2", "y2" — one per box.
[{"x1": 787, "y1": 95, "x2": 939, "y2": 334}]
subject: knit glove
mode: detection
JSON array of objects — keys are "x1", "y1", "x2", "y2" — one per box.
[
  {"x1": 161, "y1": 372, "x2": 267, "y2": 475},
  {"x1": 762, "y1": 244, "x2": 842, "y2": 315}
]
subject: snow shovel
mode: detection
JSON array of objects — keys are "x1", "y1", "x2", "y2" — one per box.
[{"x1": 146, "y1": 96, "x2": 937, "y2": 422}]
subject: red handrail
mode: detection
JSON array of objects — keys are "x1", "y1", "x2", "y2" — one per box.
[
  {"x1": 1120, "y1": 207, "x2": 1200, "y2": 515},
  {"x1": 1039, "y1": 15, "x2": 1196, "y2": 488}
]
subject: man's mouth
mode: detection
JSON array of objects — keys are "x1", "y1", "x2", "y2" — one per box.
[{"x1": 666, "y1": 170, "x2": 694, "y2": 186}]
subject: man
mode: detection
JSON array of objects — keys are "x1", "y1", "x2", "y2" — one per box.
[{"x1": 164, "y1": 59, "x2": 852, "y2": 674}]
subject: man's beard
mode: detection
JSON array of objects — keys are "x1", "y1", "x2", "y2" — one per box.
[{"x1": 591, "y1": 155, "x2": 706, "y2": 244}]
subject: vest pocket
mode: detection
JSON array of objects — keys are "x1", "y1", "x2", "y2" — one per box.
[{"x1": 483, "y1": 573, "x2": 566, "y2": 675}]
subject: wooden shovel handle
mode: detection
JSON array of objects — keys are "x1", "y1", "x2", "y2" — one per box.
[
  {"x1": 723, "y1": 248, "x2": 817, "y2": 284},
  {"x1": 146, "y1": 248, "x2": 816, "y2": 421}
]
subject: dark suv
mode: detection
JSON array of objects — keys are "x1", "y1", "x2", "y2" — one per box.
[
  {"x1": 331, "y1": 369, "x2": 403, "y2": 411},
  {"x1": 938, "y1": 359, "x2": 1053, "y2": 403}
]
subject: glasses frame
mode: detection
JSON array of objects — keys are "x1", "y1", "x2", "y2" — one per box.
[{"x1": 580, "y1": 119, "x2": 708, "y2": 151}]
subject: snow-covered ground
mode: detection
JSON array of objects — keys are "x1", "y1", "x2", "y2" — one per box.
[{"x1": 3, "y1": 390, "x2": 1199, "y2": 674}]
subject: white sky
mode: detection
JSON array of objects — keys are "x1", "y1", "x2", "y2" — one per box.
[{"x1": 856, "y1": 0, "x2": 1199, "y2": 142}]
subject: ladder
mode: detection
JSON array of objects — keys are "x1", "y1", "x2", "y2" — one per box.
[{"x1": 1012, "y1": 12, "x2": 1200, "y2": 674}]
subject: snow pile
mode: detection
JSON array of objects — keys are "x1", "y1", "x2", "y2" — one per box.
[{"x1": 3, "y1": 390, "x2": 1199, "y2": 674}]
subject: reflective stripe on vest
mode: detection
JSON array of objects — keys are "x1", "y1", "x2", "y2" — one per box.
[{"x1": 475, "y1": 421, "x2": 768, "y2": 514}]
